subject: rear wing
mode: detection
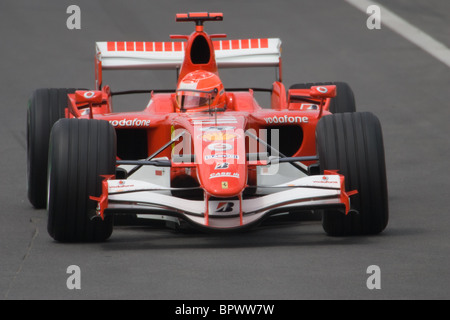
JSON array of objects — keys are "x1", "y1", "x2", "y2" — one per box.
[{"x1": 95, "y1": 38, "x2": 282, "y2": 89}]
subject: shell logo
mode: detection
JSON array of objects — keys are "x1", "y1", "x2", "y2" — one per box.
[{"x1": 201, "y1": 132, "x2": 239, "y2": 142}]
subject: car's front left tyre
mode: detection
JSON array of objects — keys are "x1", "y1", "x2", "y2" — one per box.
[
  {"x1": 47, "y1": 119, "x2": 116, "y2": 242},
  {"x1": 316, "y1": 112, "x2": 389, "y2": 236}
]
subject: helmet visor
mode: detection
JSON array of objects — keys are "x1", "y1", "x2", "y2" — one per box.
[{"x1": 176, "y1": 90, "x2": 217, "y2": 110}]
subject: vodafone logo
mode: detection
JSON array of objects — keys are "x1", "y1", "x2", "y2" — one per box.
[
  {"x1": 109, "y1": 119, "x2": 151, "y2": 127},
  {"x1": 264, "y1": 115, "x2": 309, "y2": 124},
  {"x1": 316, "y1": 87, "x2": 328, "y2": 93}
]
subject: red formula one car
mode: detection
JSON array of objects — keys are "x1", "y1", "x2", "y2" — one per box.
[{"x1": 27, "y1": 13, "x2": 388, "y2": 242}]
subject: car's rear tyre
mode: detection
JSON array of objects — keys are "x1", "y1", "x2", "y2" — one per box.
[
  {"x1": 316, "y1": 112, "x2": 388, "y2": 236},
  {"x1": 47, "y1": 119, "x2": 116, "y2": 242},
  {"x1": 290, "y1": 82, "x2": 356, "y2": 113},
  {"x1": 27, "y1": 88, "x2": 80, "y2": 208}
]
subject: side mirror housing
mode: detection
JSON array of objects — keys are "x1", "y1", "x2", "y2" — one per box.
[
  {"x1": 74, "y1": 90, "x2": 103, "y2": 105},
  {"x1": 309, "y1": 85, "x2": 337, "y2": 99}
]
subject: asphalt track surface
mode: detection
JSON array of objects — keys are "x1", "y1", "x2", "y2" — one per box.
[{"x1": 1, "y1": 0, "x2": 449, "y2": 300}]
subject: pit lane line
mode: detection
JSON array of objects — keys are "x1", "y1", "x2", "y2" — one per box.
[{"x1": 344, "y1": 0, "x2": 450, "y2": 68}]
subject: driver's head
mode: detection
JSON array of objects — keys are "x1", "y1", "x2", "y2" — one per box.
[{"x1": 176, "y1": 70, "x2": 226, "y2": 112}]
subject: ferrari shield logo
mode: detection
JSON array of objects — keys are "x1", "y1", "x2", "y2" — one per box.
[{"x1": 221, "y1": 181, "x2": 228, "y2": 189}]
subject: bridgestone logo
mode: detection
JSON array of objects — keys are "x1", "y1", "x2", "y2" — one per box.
[
  {"x1": 264, "y1": 116, "x2": 309, "y2": 124},
  {"x1": 109, "y1": 119, "x2": 151, "y2": 127}
]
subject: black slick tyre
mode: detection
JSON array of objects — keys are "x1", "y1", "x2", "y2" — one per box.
[
  {"x1": 290, "y1": 82, "x2": 356, "y2": 113},
  {"x1": 316, "y1": 112, "x2": 388, "y2": 236},
  {"x1": 27, "y1": 88, "x2": 80, "y2": 208},
  {"x1": 47, "y1": 119, "x2": 116, "y2": 242}
]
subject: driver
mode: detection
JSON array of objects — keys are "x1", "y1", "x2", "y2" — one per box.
[{"x1": 176, "y1": 70, "x2": 226, "y2": 112}]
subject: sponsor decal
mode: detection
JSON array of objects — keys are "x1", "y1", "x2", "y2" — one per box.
[
  {"x1": 201, "y1": 132, "x2": 239, "y2": 142},
  {"x1": 209, "y1": 172, "x2": 240, "y2": 179},
  {"x1": 84, "y1": 91, "x2": 96, "y2": 99},
  {"x1": 109, "y1": 119, "x2": 151, "y2": 127},
  {"x1": 192, "y1": 116, "x2": 237, "y2": 125},
  {"x1": 221, "y1": 181, "x2": 228, "y2": 189},
  {"x1": 215, "y1": 202, "x2": 234, "y2": 213},
  {"x1": 109, "y1": 181, "x2": 135, "y2": 190},
  {"x1": 311, "y1": 176, "x2": 339, "y2": 184},
  {"x1": 200, "y1": 126, "x2": 235, "y2": 132},
  {"x1": 205, "y1": 154, "x2": 239, "y2": 160},
  {"x1": 316, "y1": 86, "x2": 328, "y2": 93},
  {"x1": 300, "y1": 103, "x2": 319, "y2": 110},
  {"x1": 178, "y1": 80, "x2": 199, "y2": 90},
  {"x1": 208, "y1": 200, "x2": 241, "y2": 215},
  {"x1": 207, "y1": 143, "x2": 233, "y2": 152},
  {"x1": 215, "y1": 162, "x2": 229, "y2": 169},
  {"x1": 264, "y1": 115, "x2": 309, "y2": 124}
]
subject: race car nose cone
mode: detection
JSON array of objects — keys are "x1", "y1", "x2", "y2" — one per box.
[
  {"x1": 200, "y1": 145, "x2": 247, "y2": 197},
  {"x1": 206, "y1": 174, "x2": 246, "y2": 197},
  {"x1": 191, "y1": 117, "x2": 247, "y2": 198}
]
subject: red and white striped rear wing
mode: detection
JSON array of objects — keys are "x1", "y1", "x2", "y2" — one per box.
[{"x1": 95, "y1": 38, "x2": 281, "y2": 81}]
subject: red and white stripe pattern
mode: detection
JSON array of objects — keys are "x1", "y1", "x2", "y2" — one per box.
[
  {"x1": 105, "y1": 39, "x2": 270, "y2": 52},
  {"x1": 106, "y1": 41, "x2": 186, "y2": 52},
  {"x1": 213, "y1": 39, "x2": 269, "y2": 51}
]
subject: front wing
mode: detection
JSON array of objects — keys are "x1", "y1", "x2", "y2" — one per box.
[{"x1": 91, "y1": 172, "x2": 357, "y2": 230}]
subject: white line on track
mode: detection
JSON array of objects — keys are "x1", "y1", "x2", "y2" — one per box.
[{"x1": 345, "y1": 0, "x2": 450, "y2": 68}]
